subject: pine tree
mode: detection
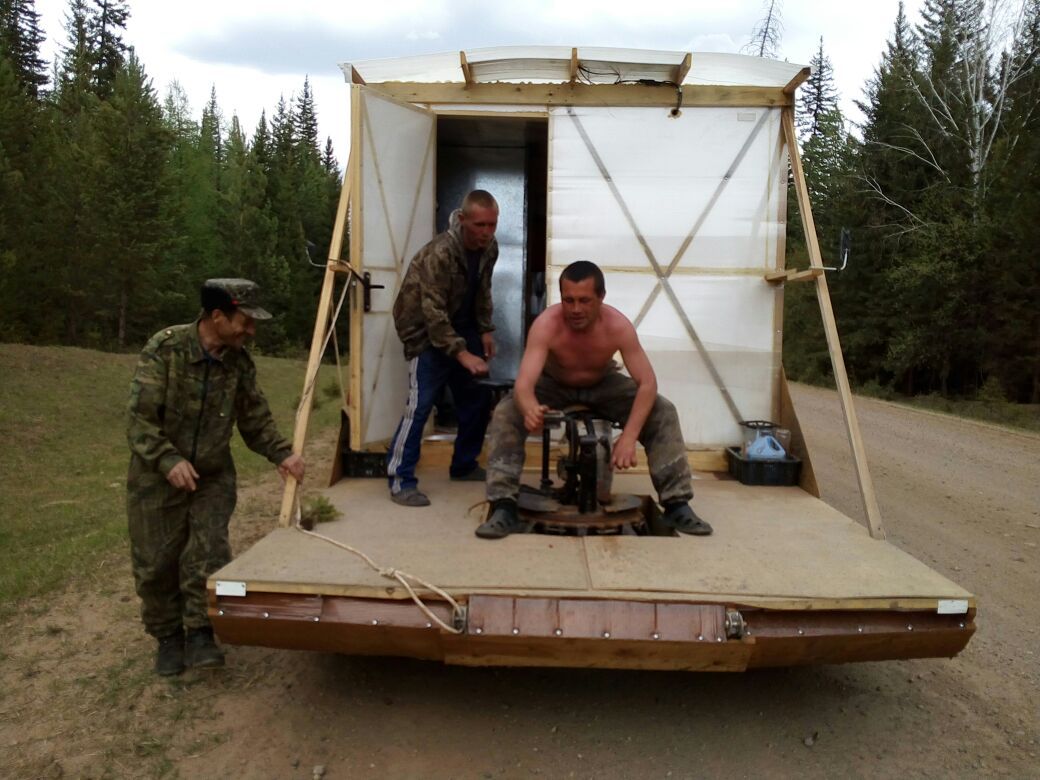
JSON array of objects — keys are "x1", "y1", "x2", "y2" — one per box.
[
  {"x1": 90, "y1": 51, "x2": 171, "y2": 346},
  {"x1": 743, "y1": 0, "x2": 784, "y2": 58},
  {"x1": 0, "y1": 53, "x2": 34, "y2": 338},
  {"x1": 798, "y1": 37, "x2": 839, "y2": 140},
  {"x1": 293, "y1": 76, "x2": 319, "y2": 160},
  {"x1": 87, "y1": 0, "x2": 128, "y2": 98},
  {"x1": 57, "y1": 0, "x2": 92, "y2": 102},
  {"x1": 321, "y1": 136, "x2": 337, "y2": 174},
  {"x1": 0, "y1": 0, "x2": 48, "y2": 97}
]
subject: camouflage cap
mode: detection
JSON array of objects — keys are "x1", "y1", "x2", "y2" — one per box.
[{"x1": 201, "y1": 278, "x2": 272, "y2": 320}]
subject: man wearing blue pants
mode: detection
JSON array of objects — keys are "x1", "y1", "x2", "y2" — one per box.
[{"x1": 386, "y1": 190, "x2": 499, "y2": 506}]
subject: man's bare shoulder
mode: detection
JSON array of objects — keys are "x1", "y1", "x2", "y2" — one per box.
[
  {"x1": 531, "y1": 304, "x2": 564, "y2": 331},
  {"x1": 602, "y1": 305, "x2": 636, "y2": 334}
]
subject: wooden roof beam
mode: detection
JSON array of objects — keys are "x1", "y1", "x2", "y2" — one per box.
[
  {"x1": 460, "y1": 51, "x2": 474, "y2": 88},
  {"x1": 675, "y1": 52, "x2": 692, "y2": 84},
  {"x1": 369, "y1": 82, "x2": 793, "y2": 108},
  {"x1": 783, "y1": 66, "x2": 811, "y2": 95}
]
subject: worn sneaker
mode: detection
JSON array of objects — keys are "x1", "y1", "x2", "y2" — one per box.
[
  {"x1": 450, "y1": 465, "x2": 487, "y2": 482},
  {"x1": 184, "y1": 626, "x2": 226, "y2": 669},
  {"x1": 475, "y1": 499, "x2": 529, "y2": 539},
  {"x1": 155, "y1": 629, "x2": 185, "y2": 677},
  {"x1": 662, "y1": 502, "x2": 713, "y2": 536},
  {"x1": 391, "y1": 487, "x2": 431, "y2": 507}
]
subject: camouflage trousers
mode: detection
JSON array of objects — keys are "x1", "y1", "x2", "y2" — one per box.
[
  {"x1": 127, "y1": 460, "x2": 236, "y2": 638},
  {"x1": 486, "y1": 369, "x2": 693, "y2": 505}
]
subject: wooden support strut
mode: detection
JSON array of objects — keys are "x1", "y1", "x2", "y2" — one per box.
[
  {"x1": 277, "y1": 135, "x2": 357, "y2": 527},
  {"x1": 764, "y1": 267, "x2": 824, "y2": 284},
  {"x1": 781, "y1": 108, "x2": 885, "y2": 540}
]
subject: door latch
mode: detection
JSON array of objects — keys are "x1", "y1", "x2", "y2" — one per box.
[{"x1": 358, "y1": 272, "x2": 384, "y2": 313}]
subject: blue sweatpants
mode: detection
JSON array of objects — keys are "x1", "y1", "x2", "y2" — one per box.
[{"x1": 386, "y1": 331, "x2": 491, "y2": 494}]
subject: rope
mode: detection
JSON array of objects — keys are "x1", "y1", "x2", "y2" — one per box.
[
  {"x1": 290, "y1": 516, "x2": 464, "y2": 634},
  {"x1": 286, "y1": 290, "x2": 464, "y2": 635}
]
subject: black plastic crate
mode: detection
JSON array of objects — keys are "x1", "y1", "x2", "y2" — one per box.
[{"x1": 726, "y1": 446, "x2": 802, "y2": 486}]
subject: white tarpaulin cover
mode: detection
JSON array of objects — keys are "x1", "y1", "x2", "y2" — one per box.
[
  {"x1": 547, "y1": 105, "x2": 786, "y2": 447},
  {"x1": 342, "y1": 47, "x2": 805, "y2": 88}
]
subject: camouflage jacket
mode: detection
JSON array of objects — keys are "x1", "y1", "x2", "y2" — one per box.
[
  {"x1": 392, "y1": 209, "x2": 497, "y2": 359},
  {"x1": 126, "y1": 321, "x2": 292, "y2": 479}
]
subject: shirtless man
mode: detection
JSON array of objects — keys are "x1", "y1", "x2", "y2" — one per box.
[{"x1": 476, "y1": 260, "x2": 713, "y2": 539}]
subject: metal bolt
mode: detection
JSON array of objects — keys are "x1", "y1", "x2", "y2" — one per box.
[
  {"x1": 425, "y1": 622, "x2": 433, "y2": 629},
  {"x1": 371, "y1": 619, "x2": 379, "y2": 626},
  {"x1": 797, "y1": 629, "x2": 804, "y2": 635},
  {"x1": 554, "y1": 628, "x2": 563, "y2": 637},
  {"x1": 512, "y1": 627, "x2": 520, "y2": 635},
  {"x1": 651, "y1": 632, "x2": 660, "y2": 640},
  {"x1": 697, "y1": 634, "x2": 704, "y2": 641},
  {"x1": 263, "y1": 612, "x2": 270, "y2": 619},
  {"x1": 716, "y1": 637, "x2": 723, "y2": 643},
  {"x1": 907, "y1": 624, "x2": 913, "y2": 631},
  {"x1": 312, "y1": 616, "x2": 319, "y2": 622},
  {"x1": 959, "y1": 622, "x2": 965, "y2": 629},
  {"x1": 603, "y1": 631, "x2": 611, "y2": 639},
  {"x1": 746, "y1": 628, "x2": 752, "y2": 636},
  {"x1": 475, "y1": 627, "x2": 483, "y2": 634},
  {"x1": 218, "y1": 610, "x2": 224, "y2": 617},
  {"x1": 857, "y1": 627, "x2": 863, "y2": 633}
]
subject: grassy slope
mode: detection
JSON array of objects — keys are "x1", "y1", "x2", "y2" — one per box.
[{"x1": 0, "y1": 343, "x2": 341, "y2": 617}]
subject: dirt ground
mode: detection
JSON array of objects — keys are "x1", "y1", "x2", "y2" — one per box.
[{"x1": 1, "y1": 384, "x2": 1038, "y2": 779}]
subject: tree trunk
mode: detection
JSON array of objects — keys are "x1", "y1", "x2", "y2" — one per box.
[{"x1": 118, "y1": 285, "x2": 127, "y2": 349}]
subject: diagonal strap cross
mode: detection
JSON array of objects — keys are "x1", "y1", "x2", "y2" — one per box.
[{"x1": 565, "y1": 107, "x2": 770, "y2": 424}]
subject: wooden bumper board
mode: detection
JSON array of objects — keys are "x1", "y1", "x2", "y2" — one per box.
[{"x1": 209, "y1": 592, "x2": 975, "y2": 671}]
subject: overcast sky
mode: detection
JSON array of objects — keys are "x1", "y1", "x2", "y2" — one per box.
[{"x1": 34, "y1": 0, "x2": 926, "y2": 161}]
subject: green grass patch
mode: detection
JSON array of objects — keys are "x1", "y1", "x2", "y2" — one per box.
[
  {"x1": 0, "y1": 343, "x2": 341, "y2": 619},
  {"x1": 855, "y1": 381, "x2": 1040, "y2": 432}
]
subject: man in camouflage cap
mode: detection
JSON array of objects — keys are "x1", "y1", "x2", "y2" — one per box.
[
  {"x1": 126, "y1": 278, "x2": 305, "y2": 676},
  {"x1": 386, "y1": 190, "x2": 499, "y2": 507}
]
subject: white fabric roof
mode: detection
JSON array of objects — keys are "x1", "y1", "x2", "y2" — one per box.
[{"x1": 340, "y1": 46, "x2": 806, "y2": 89}]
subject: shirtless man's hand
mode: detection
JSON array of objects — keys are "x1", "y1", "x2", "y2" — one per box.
[
  {"x1": 519, "y1": 400, "x2": 549, "y2": 433},
  {"x1": 611, "y1": 433, "x2": 638, "y2": 470}
]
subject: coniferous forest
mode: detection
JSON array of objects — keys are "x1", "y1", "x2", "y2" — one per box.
[
  {"x1": 0, "y1": 0, "x2": 340, "y2": 355},
  {"x1": 1, "y1": 0, "x2": 1039, "y2": 403}
]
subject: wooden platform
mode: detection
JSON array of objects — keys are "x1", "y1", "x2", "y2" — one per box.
[{"x1": 215, "y1": 468, "x2": 973, "y2": 612}]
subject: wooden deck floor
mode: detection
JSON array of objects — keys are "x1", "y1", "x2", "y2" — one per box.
[{"x1": 214, "y1": 468, "x2": 974, "y2": 612}]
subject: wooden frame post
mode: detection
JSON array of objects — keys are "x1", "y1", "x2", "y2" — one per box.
[
  {"x1": 277, "y1": 132, "x2": 357, "y2": 527},
  {"x1": 781, "y1": 107, "x2": 885, "y2": 540}
]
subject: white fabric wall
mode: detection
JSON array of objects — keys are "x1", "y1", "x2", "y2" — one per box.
[{"x1": 548, "y1": 106, "x2": 786, "y2": 447}]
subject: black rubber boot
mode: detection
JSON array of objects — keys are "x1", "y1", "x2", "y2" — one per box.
[
  {"x1": 475, "y1": 499, "x2": 528, "y2": 539},
  {"x1": 662, "y1": 502, "x2": 714, "y2": 536},
  {"x1": 155, "y1": 629, "x2": 185, "y2": 677},
  {"x1": 184, "y1": 626, "x2": 226, "y2": 669}
]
